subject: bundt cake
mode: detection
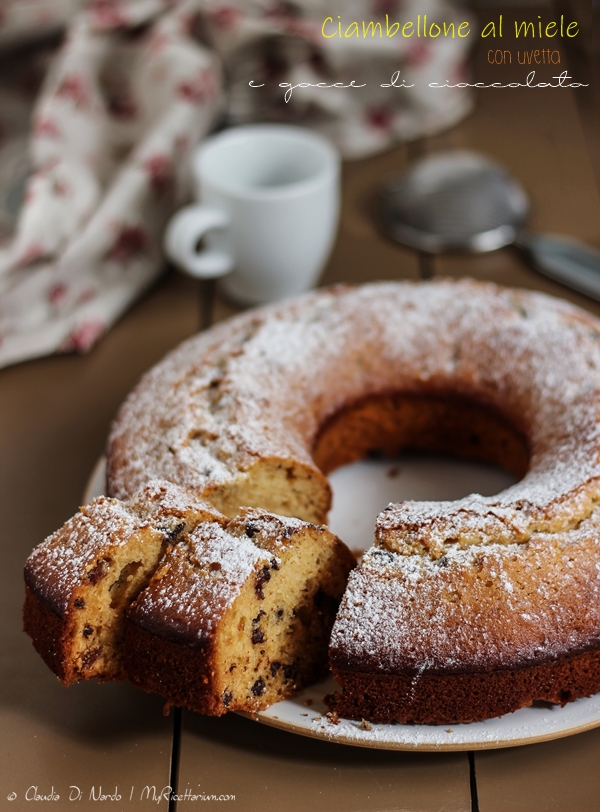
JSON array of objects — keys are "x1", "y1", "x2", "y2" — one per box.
[{"x1": 24, "y1": 279, "x2": 600, "y2": 723}]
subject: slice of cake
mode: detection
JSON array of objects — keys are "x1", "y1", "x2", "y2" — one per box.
[
  {"x1": 125, "y1": 508, "x2": 355, "y2": 714},
  {"x1": 23, "y1": 481, "x2": 223, "y2": 684}
]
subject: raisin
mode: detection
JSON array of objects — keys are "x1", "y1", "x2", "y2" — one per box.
[
  {"x1": 246, "y1": 523, "x2": 257, "y2": 538},
  {"x1": 222, "y1": 691, "x2": 233, "y2": 707},
  {"x1": 252, "y1": 610, "x2": 266, "y2": 624},
  {"x1": 164, "y1": 522, "x2": 185, "y2": 542},
  {"x1": 251, "y1": 678, "x2": 266, "y2": 696},
  {"x1": 276, "y1": 609, "x2": 284, "y2": 620},
  {"x1": 283, "y1": 663, "x2": 298, "y2": 681},
  {"x1": 270, "y1": 662, "x2": 281, "y2": 676},
  {"x1": 73, "y1": 598, "x2": 85, "y2": 608},
  {"x1": 251, "y1": 628, "x2": 265, "y2": 644},
  {"x1": 81, "y1": 646, "x2": 102, "y2": 670},
  {"x1": 87, "y1": 560, "x2": 108, "y2": 585},
  {"x1": 83, "y1": 625, "x2": 93, "y2": 638},
  {"x1": 270, "y1": 558, "x2": 279, "y2": 571},
  {"x1": 255, "y1": 566, "x2": 271, "y2": 599}
]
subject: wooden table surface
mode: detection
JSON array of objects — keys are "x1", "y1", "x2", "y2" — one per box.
[{"x1": 2, "y1": 5, "x2": 600, "y2": 810}]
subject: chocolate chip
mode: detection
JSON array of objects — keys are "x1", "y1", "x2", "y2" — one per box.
[
  {"x1": 251, "y1": 678, "x2": 266, "y2": 696},
  {"x1": 251, "y1": 628, "x2": 265, "y2": 644},
  {"x1": 222, "y1": 691, "x2": 233, "y2": 707},
  {"x1": 83, "y1": 625, "x2": 93, "y2": 638}
]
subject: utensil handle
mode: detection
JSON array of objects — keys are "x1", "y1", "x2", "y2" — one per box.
[{"x1": 518, "y1": 233, "x2": 600, "y2": 301}]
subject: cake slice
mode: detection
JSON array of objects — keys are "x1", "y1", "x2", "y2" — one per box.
[
  {"x1": 125, "y1": 508, "x2": 355, "y2": 714},
  {"x1": 23, "y1": 480, "x2": 224, "y2": 684}
]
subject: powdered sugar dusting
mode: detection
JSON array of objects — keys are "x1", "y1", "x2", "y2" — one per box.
[
  {"x1": 105, "y1": 279, "x2": 600, "y2": 678},
  {"x1": 24, "y1": 497, "x2": 140, "y2": 616},
  {"x1": 129, "y1": 521, "x2": 273, "y2": 644},
  {"x1": 108, "y1": 280, "x2": 600, "y2": 550},
  {"x1": 331, "y1": 504, "x2": 600, "y2": 673}
]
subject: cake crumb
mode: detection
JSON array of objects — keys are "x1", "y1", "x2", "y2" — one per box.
[
  {"x1": 360, "y1": 718, "x2": 372, "y2": 731},
  {"x1": 326, "y1": 711, "x2": 340, "y2": 725}
]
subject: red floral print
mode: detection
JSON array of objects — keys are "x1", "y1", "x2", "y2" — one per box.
[
  {"x1": 406, "y1": 42, "x2": 431, "y2": 68},
  {"x1": 77, "y1": 288, "x2": 97, "y2": 304},
  {"x1": 208, "y1": 5, "x2": 242, "y2": 31},
  {"x1": 55, "y1": 75, "x2": 91, "y2": 110},
  {"x1": 18, "y1": 243, "x2": 45, "y2": 267},
  {"x1": 108, "y1": 95, "x2": 138, "y2": 120},
  {"x1": 178, "y1": 67, "x2": 219, "y2": 104},
  {"x1": 33, "y1": 117, "x2": 61, "y2": 139},
  {"x1": 372, "y1": 0, "x2": 401, "y2": 16},
  {"x1": 61, "y1": 320, "x2": 105, "y2": 352},
  {"x1": 106, "y1": 225, "x2": 148, "y2": 262},
  {"x1": 366, "y1": 107, "x2": 394, "y2": 131},
  {"x1": 144, "y1": 155, "x2": 173, "y2": 196},
  {"x1": 88, "y1": 0, "x2": 128, "y2": 29},
  {"x1": 48, "y1": 282, "x2": 68, "y2": 305}
]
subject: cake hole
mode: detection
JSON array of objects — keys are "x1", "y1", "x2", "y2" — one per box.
[
  {"x1": 313, "y1": 391, "x2": 527, "y2": 551},
  {"x1": 328, "y1": 454, "x2": 517, "y2": 554}
]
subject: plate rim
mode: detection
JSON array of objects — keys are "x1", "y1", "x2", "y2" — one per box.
[{"x1": 237, "y1": 701, "x2": 600, "y2": 752}]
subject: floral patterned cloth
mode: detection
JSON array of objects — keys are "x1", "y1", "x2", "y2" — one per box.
[{"x1": 0, "y1": 0, "x2": 473, "y2": 369}]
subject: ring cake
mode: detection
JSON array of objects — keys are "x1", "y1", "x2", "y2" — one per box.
[{"x1": 24, "y1": 279, "x2": 600, "y2": 723}]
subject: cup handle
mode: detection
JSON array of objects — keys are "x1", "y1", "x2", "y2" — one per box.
[{"x1": 164, "y1": 205, "x2": 234, "y2": 279}]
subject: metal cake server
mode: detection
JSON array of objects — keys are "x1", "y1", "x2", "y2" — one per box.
[{"x1": 380, "y1": 150, "x2": 600, "y2": 300}]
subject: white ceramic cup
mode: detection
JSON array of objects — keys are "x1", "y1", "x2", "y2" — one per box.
[{"x1": 164, "y1": 124, "x2": 340, "y2": 305}]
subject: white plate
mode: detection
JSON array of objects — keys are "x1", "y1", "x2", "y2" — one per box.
[{"x1": 85, "y1": 456, "x2": 600, "y2": 751}]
